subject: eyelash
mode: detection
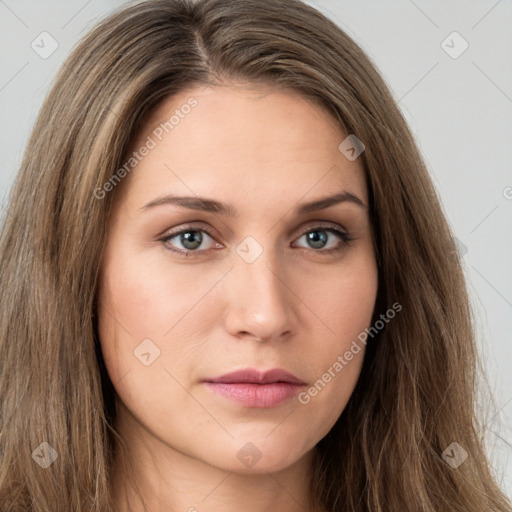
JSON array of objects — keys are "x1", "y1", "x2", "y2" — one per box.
[{"x1": 158, "y1": 223, "x2": 355, "y2": 258}]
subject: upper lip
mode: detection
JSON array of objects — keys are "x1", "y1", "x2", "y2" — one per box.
[{"x1": 204, "y1": 368, "x2": 305, "y2": 385}]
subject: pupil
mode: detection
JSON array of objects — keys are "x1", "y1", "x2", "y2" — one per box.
[
  {"x1": 308, "y1": 230, "x2": 327, "y2": 249},
  {"x1": 181, "y1": 231, "x2": 202, "y2": 250}
]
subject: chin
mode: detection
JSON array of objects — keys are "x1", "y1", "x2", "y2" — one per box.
[{"x1": 204, "y1": 435, "x2": 313, "y2": 475}]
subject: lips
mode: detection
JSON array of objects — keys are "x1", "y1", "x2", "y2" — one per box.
[
  {"x1": 204, "y1": 367, "x2": 305, "y2": 385},
  {"x1": 202, "y1": 368, "x2": 306, "y2": 408}
]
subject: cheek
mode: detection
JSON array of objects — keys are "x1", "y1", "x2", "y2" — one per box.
[
  {"x1": 304, "y1": 241, "x2": 378, "y2": 350},
  {"x1": 96, "y1": 245, "x2": 220, "y2": 388},
  {"x1": 98, "y1": 246, "x2": 203, "y2": 339},
  {"x1": 293, "y1": 248, "x2": 377, "y2": 424},
  {"x1": 95, "y1": 255, "x2": 200, "y2": 426}
]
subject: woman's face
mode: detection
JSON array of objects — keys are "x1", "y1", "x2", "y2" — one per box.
[{"x1": 97, "y1": 83, "x2": 378, "y2": 475}]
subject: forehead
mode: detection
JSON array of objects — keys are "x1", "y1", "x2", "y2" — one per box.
[
  {"x1": 139, "y1": 83, "x2": 344, "y2": 152},
  {"x1": 117, "y1": 83, "x2": 367, "y2": 209}
]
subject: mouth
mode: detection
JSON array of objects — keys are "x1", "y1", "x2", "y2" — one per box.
[{"x1": 202, "y1": 368, "x2": 306, "y2": 408}]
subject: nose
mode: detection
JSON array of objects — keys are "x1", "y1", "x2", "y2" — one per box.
[{"x1": 224, "y1": 248, "x2": 296, "y2": 343}]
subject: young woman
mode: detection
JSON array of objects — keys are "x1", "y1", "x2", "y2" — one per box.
[{"x1": 0, "y1": 0, "x2": 510, "y2": 511}]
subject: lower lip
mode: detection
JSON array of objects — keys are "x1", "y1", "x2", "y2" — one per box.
[{"x1": 204, "y1": 382, "x2": 303, "y2": 408}]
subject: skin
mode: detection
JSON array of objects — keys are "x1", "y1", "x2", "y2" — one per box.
[{"x1": 97, "y1": 83, "x2": 378, "y2": 512}]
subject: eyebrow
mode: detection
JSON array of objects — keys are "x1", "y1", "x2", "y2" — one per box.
[{"x1": 140, "y1": 191, "x2": 367, "y2": 216}]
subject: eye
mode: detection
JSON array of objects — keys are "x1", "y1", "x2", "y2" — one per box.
[
  {"x1": 159, "y1": 223, "x2": 354, "y2": 257},
  {"x1": 160, "y1": 226, "x2": 220, "y2": 256},
  {"x1": 293, "y1": 224, "x2": 354, "y2": 254}
]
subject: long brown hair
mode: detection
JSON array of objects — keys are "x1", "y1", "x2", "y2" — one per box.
[{"x1": 0, "y1": 0, "x2": 510, "y2": 510}]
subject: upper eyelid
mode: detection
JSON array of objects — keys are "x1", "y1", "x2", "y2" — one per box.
[{"x1": 162, "y1": 220, "x2": 348, "y2": 239}]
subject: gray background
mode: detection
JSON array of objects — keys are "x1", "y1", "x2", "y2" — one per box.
[{"x1": 0, "y1": 0, "x2": 510, "y2": 498}]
